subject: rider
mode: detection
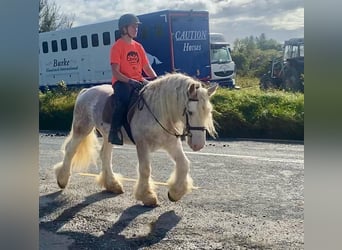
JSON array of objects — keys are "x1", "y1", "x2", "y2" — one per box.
[{"x1": 108, "y1": 13, "x2": 157, "y2": 145}]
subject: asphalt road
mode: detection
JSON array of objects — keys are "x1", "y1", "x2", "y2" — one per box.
[{"x1": 39, "y1": 133, "x2": 304, "y2": 249}]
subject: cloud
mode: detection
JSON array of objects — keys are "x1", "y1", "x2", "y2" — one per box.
[
  {"x1": 270, "y1": 8, "x2": 304, "y2": 30},
  {"x1": 52, "y1": 0, "x2": 304, "y2": 42}
]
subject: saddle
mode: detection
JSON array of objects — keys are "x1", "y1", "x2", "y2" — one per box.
[{"x1": 102, "y1": 88, "x2": 144, "y2": 144}]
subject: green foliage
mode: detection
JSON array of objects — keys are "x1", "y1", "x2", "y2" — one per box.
[
  {"x1": 235, "y1": 75, "x2": 260, "y2": 89},
  {"x1": 39, "y1": 82, "x2": 304, "y2": 140},
  {"x1": 39, "y1": 82, "x2": 78, "y2": 130},
  {"x1": 232, "y1": 33, "x2": 282, "y2": 77},
  {"x1": 211, "y1": 87, "x2": 304, "y2": 140},
  {"x1": 255, "y1": 33, "x2": 282, "y2": 51}
]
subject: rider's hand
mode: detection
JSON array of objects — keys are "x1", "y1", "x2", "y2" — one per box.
[
  {"x1": 142, "y1": 78, "x2": 150, "y2": 85},
  {"x1": 142, "y1": 76, "x2": 157, "y2": 85}
]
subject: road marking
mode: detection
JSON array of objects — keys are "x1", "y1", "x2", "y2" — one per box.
[
  {"x1": 77, "y1": 173, "x2": 200, "y2": 189},
  {"x1": 113, "y1": 146, "x2": 304, "y2": 164},
  {"x1": 185, "y1": 151, "x2": 304, "y2": 164}
]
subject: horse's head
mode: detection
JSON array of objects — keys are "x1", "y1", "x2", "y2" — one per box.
[
  {"x1": 184, "y1": 83, "x2": 218, "y2": 151},
  {"x1": 140, "y1": 73, "x2": 218, "y2": 151}
]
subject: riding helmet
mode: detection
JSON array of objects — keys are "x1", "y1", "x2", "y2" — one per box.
[{"x1": 118, "y1": 14, "x2": 141, "y2": 30}]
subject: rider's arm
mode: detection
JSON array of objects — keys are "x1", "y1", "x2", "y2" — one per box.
[
  {"x1": 143, "y1": 63, "x2": 157, "y2": 79},
  {"x1": 111, "y1": 63, "x2": 130, "y2": 83}
]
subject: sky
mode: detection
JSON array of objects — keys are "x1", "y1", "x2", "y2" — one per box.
[{"x1": 54, "y1": 0, "x2": 304, "y2": 45}]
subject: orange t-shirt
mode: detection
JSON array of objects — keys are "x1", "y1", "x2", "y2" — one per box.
[{"x1": 110, "y1": 38, "x2": 149, "y2": 84}]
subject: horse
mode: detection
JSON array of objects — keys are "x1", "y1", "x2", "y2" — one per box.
[{"x1": 54, "y1": 72, "x2": 218, "y2": 206}]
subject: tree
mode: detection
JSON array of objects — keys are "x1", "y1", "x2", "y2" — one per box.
[
  {"x1": 39, "y1": 0, "x2": 74, "y2": 33},
  {"x1": 256, "y1": 33, "x2": 282, "y2": 51},
  {"x1": 231, "y1": 34, "x2": 282, "y2": 77}
]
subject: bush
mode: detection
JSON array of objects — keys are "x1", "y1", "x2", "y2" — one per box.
[
  {"x1": 211, "y1": 88, "x2": 304, "y2": 140},
  {"x1": 39, "y1": 82, "x2": 304, "y2": 140},
  {"x1": 39, "y1": 82, "x2": 78, "y2": 130}
]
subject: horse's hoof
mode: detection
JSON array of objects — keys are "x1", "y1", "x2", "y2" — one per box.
[
  {"x1": 105, "y1": 183, "x2": 124, "y2": 194},
  {"x1": 168, "y1": 192, "x2": 177, "y2": 202},
  {"x1": 142, "y1": 197, "x2": 158, "y2": 207},
  {"x1": 57, "y1": 180, "x2": 66, "y2": 189},
  {"x1": 113, "y1": 189, "x2": 124, "y2": 195},
  {"x1": 106, "y1": 188, "x2": 124, "y2": 195},
  {"x1": 143, "y1": 202, "x2": 159, "y2": 208}
]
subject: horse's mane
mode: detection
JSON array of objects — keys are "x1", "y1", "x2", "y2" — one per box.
[{"x1": 142, "y1": 73, "x2": 216, "y2": 137}]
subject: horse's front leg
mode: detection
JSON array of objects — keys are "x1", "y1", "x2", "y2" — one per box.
[
  {"x1": 166, "y1": 140, "x2": 194, "y2": 202},
  {"x1": 134, "y1": 143, "x2": 158, "y2": 206},
  {"x1": 96, "y1": 140, "x2": 123, "y2": 194}
]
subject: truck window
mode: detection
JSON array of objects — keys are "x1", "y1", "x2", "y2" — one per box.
[
  {"x1": 114, "y1": 30, "x2": 120, "y2": 41},
  {"x1": 42, "y1": 41, "x2": 48, "y2": 53},
  {"x1": 70, "y1": 37, "x2": 77, "y2": 50},
  {"x1": 103, "y1": 32, "x2": 111, "y2": 45},
  {"x1": 284, "y1": 45, "x2": 302, "y2": 60},
  {"x1": 51, "y1": 40, "x2": 58, "y2": 52},
  {"x1": 81, "y1": 35, "x2": 88, "y2": 48},
  {"x1": 299, "y1": 45, "x2": 304, "y2": 57},
  {"x1": 210, "y1": 45, "x2": 232, "y2": 64},
  {"x1": 91, "y1": 33, "x2": 99, "y2": 47},
  {"x1": 61, "y1": 38, "x2": 67, "y2": 51}
]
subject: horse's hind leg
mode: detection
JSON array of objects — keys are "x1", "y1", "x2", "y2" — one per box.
[
  {"x1": 134, "y1": 144, "x2": 158, "y2": 206},
  {"x1": 166, "y1": 140, "x2": 194, "y2": 202},
  {"x1": 54, "y1": 131, "x2": 84, "y2": 189},
  {"x1": 96, "y1": 139, "x2": 124, "y2": 194}
]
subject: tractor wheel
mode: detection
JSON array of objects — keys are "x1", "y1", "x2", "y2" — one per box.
[{"x1": 260, "y1": 74, "x2": 272, "y2": 90}]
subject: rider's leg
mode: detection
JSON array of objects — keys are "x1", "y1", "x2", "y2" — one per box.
[{"x1": 108, "y1": 82, "x2": 130, "y2": 145}]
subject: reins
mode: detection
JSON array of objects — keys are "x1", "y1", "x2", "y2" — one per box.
[{"x1": 138, "y1": 93, "x2": 206, "y2": 139}]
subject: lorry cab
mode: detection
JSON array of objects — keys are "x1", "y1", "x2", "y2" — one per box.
[{"x1": 209, "y1": 33, "x2": 236, "y2": 88}]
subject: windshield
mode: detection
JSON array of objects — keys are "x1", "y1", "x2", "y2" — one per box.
[
  {"x1": 284, "y1": 44, "x2": 304, "y2": 60},
  {"x1": 299, "y1": 44, "x2": 304, "y2": 57},
  {"x1": 210, "y1": 45, "x2": 232, "y2": 64}
]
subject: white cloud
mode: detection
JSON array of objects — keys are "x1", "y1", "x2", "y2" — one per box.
[
  {"x1": 51, "y1": 0, "x2": 304, "y2": 42},
  {"x1": 270, "y1": 8, "x2": 304, "y2": 30}
]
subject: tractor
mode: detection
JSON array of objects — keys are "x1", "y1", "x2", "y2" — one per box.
[{"x1": 260, "y1": 38, "x2": 304, "y2": 92}]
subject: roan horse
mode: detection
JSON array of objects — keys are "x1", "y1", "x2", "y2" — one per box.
[{"x1": 54, "y1": 73, "x2": 218, "y2": 206}]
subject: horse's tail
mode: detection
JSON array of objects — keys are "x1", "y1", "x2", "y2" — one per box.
[{"x1": 62, "y1": 128, "x2": 99, "y2": 173}]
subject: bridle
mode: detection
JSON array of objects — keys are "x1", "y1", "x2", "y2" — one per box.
[{"x1": 139, "y1": 96, "x2": 206, "y2": 139}]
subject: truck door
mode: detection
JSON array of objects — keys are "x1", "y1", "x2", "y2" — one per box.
[
  {"x1": 80, "y1": 54, "x2": 92, "y2": 84},
  {"x1": 170, "y1": 13, "x2": 211, "y2": 80}
]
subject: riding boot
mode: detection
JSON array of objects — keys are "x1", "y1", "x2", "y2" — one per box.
[{"x1": 108, "y1": 97, "x2": 125, "y2": 145}]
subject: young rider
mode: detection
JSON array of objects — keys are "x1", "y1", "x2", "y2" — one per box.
[{"x1": 108, "y1": 14, "x2": 157, "y2": 145}]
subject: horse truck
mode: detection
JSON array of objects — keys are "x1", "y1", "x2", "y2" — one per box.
[{"x1": 39, "y1": 10, "x2": 236, "y2": 90}]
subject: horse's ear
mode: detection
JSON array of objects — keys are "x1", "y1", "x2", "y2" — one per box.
[
  {"x1": 208, "y1": 84, "x2": 219, "y2": 97},
  {"x1": 188, "y1": 83, "x2": 197, "y2": 99}
]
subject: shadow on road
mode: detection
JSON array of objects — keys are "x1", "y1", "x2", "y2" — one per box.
[
  {"x1": 40, "y1": 190, "x2": 119, "y2": 231},
  {"x1": 61, "y1": 206, "x2": 181, "y2": 249},
  {"x1": 98, "y1": 206, "x2": 181, "y2": 249},
  {"x1": 40, "y1": 191, "x2": 181, "y2": 249}
]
